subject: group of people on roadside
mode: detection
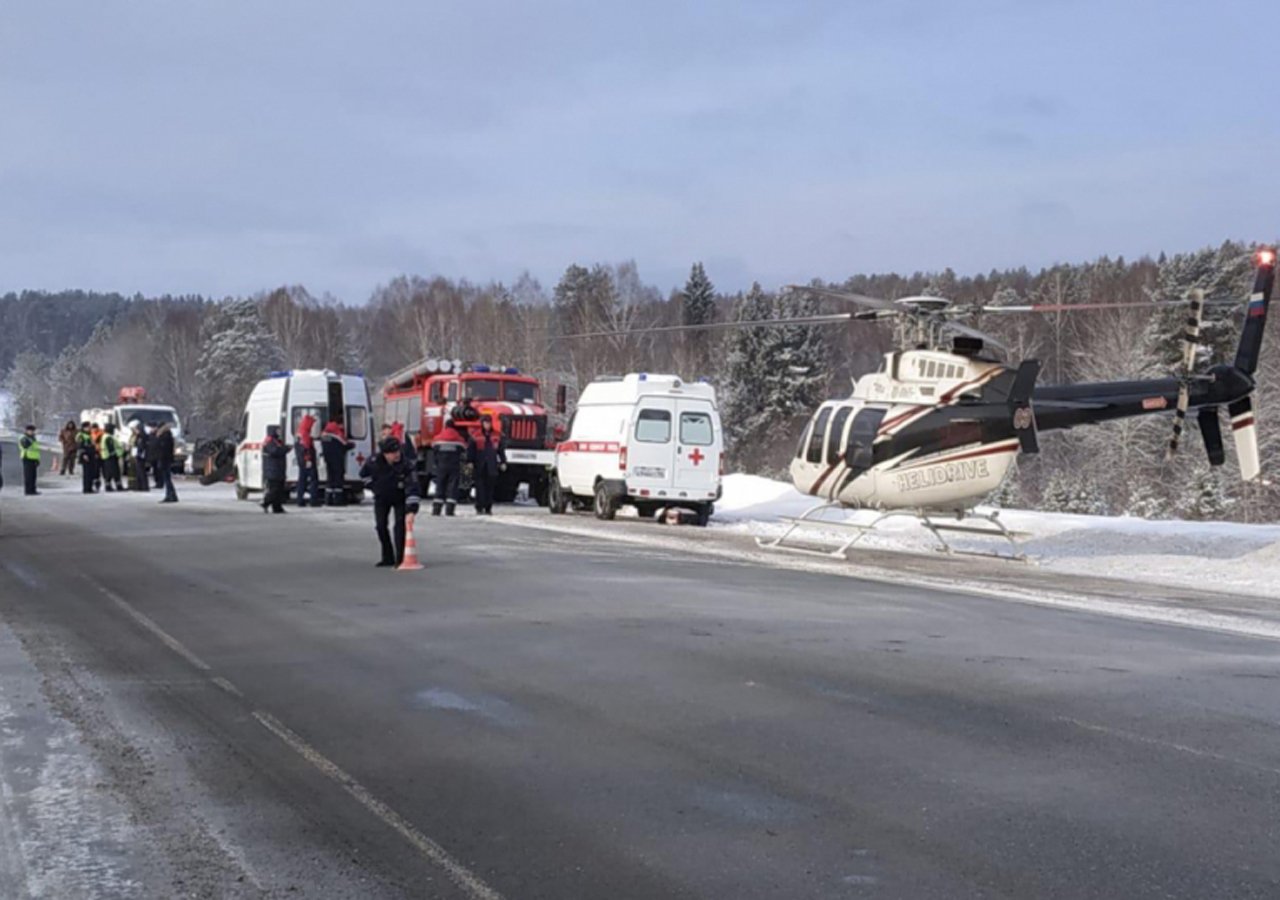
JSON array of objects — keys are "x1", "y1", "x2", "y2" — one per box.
[
  {"x1": 15, "y1": 419, "x2": 179, "y2": 502},
  {"x1": 258, "y1": 414, "x2": 358, "y2": 514}
]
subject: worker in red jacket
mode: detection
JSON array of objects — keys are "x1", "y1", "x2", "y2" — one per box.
[
  {"x1": 295, "y1": 413, "x2": 321, "y2": 507},
  {"x1": 320, "y1": 419, "x2": 354, "y2": 506},
  {"x1": 431, "y1": 418, "x2": 470, "y2": 516}
]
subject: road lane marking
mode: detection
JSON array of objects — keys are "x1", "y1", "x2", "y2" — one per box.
[
  {"x1": 1054, "y1": 716, "x2": 1280, "y2": 778},
  {"x1": 252, "y1": 711, "x2": 504, "y2": 900},
  {"x1": 87, "y1": 579, "x2": 212, "y2": 672},
  {"x1": 82, "y1": 576, "x2": 505, "y2": 899},
  {"x1": 210, "y1": 676, "x2": 243, "y2": 698}
]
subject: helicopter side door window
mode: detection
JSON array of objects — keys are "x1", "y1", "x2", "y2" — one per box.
[
  {"x1": 827, "y1": 407, "x2": 852, "y2": 465},
  {"x1": 844, "y1": 409, "x2": 886, "y2": 476},
  {"x1": 805, "y1": 408, "x2": 832, "y2": 464}
]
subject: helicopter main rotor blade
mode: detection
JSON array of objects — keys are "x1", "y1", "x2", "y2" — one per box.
[
  {"x1": 970, "y1": 298, "x2": 1240, "y2": 314},
  {"x1": 1166, "y1": 289, "x2": 1206, "y2": 461},
  {"x1": 783, "y1": 285, "x2": 901, "y2": 313},
  {"x1": 550, "y1": 313, "x2": 855, "y2": 341}
]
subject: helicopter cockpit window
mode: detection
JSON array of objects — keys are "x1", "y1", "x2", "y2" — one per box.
[
  {"x1": 827, "y1": 407, "x2": 852, "y2": 465},
  {"x1": 845, "y1": 408, "x2": 887, "y2": 476},
  {"x1": 805, "y1": 408, "x2": 832, "y2": 464}
]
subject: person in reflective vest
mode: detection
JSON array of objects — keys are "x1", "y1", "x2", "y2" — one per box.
[
  {"x1": 100, "y1": 423, "x2": 125, "y2": 492},
  {"x1": 19, "y1": 425, "x2": 40, "y2": 496}
]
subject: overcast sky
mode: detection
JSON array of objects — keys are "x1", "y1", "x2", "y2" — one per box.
[{"x1": 2, "y1": 1, "x2": 1276, "y2": 301}]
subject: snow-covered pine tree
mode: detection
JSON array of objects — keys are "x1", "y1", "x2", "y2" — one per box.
[
  {"x1": 1039, "y1": 470, "x2": 1107, "y2": 515},
  {"x1": 722, "y1": 283, "x2": 832, "y2": 475},
  {"x1": 1181, "y1": 463, "x2": 1235, "y2": 521},
  {"x1": 194, "y1": 299, "x2": 283, "y2": 437},
  {"x1": 1122, "y1": 479, "x2": 1170, "y2": 520},
  {"x1": 679, "y1": 263, "x2": 716, "y2": 378},
  {"x1": 1144, "y1": 240, "x2": 1255, "y2": 371}
]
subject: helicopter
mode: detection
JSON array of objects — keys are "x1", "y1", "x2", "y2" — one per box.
[{"x1": 558, "y1": 247, "x2": 1276, "y2": 555}]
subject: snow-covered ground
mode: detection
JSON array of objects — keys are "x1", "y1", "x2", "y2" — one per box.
[{"x1": 714, "y1": 474, "x2": 1280, "y2": 599}]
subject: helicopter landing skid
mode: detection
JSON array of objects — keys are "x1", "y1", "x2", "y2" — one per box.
[{"x1": 756, "y1": 504, "x2": 1029, "y2": 562}]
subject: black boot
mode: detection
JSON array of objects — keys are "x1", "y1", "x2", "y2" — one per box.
[{"x1": 431, "y1": 502, "x2": 442, "y2": 516}]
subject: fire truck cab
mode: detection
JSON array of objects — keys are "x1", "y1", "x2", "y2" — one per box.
[{"x1": 381, "y1": 359, "x2": 556, "y2": 505}]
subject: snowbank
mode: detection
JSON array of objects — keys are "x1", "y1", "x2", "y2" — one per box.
[{"x1": 714, "y1": 473, "x2": 1280, "y2": 598}]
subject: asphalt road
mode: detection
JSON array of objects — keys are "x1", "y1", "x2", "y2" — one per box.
[{"x1": 2, "y1": 478, "x2": 1280, "y2": 899}]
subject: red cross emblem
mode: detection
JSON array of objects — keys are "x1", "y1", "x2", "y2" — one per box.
[{"x1": 689, "y1": 448, "x2": 705, "y2": 466}]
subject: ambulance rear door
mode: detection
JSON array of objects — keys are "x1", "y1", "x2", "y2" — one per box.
[
  {"x1": 673, "y1": 400, "x2": 719, "y2": 495},
  {"x1": 627, "y1": 398, "x2": 676, "y2": 493}
]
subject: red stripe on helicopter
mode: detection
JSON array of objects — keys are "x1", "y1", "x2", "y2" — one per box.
[
  {"x1": 876, "y1": 369, "x2": 1004, "y2": 438},
  {"x1": 939, "y1": 368, "x2": 1003, "y2": 404},
  {"x1": 876, "y1": 405, "x2": 929, "y2": 435},
  {"x1": 1232, "y1": 416, "x2": 1256, "y2": 431},
  {"x1": 809, "y1": 460, "x2": 841, "y2": 496},
  {"x1": 893, "y1": 440, "x2": 1019, "y2": 471}
]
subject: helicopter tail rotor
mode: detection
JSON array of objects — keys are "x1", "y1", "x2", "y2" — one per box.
[{"x1": 1228, "y1": 397, "x2": 1261, "y2": 481}]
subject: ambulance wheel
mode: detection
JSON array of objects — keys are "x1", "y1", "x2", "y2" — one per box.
[
  {"x1": 593, "y1": 483, "x2": 617, "y2": 521},
  {"x1": 235, "y1": 484, "x2": 250, "y2": 501},
  {"x1": 695, "y1": 504, "x2": 713, "y2": 527},
  {"x1": 549, "y1": 475, "x2": 569, "y2": 515}
]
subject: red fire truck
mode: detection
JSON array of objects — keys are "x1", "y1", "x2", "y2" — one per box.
[{"x1": 381, "y1": 357, "x2": 557, "y2": 505}]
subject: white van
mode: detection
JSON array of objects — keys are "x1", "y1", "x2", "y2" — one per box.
[
  {"x1": 550, "y1": 373, "x2": 722, "y2": 525},
  {"x1": 81, "y1": 403, "x2": 190, "y2": 473},
  {"x1": 235, "y1": 369, "x2": 373, "y2": 502}
]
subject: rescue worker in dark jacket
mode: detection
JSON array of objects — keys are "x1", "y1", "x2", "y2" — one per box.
[
  {"x1": 76, "y1": 422, "x2": 97, "y2": 494},
  {"x1": 294, "y1": 412, "x2": 321, "y2": 507},
  {"x1": 431, "y1": 418, "x2": 470, "y2": 516},
  {"x1": 128, "y1": 421, "x2": 149, "y2": 492},
  {"x1": 153, "y1": 422, "x2": 178, "y2": 503},
  {"x1": 469, "y1": 415, "x2": 507, "y2": 515},
  {"x1": 359, "y1": 437, "x2": 422, "y2": 567},
  {"x1": 320, "y1": 419, "x2": 354, "y2": 506},
  {"x1": 261, "y1": 425, "x2": 289, "y2": 514},
  {"x1": 19, "y1": 425, "x2": 41, "y2": 496},
  {"x1": 100, "y1": 423, "x2": 125, "y2": 492}
]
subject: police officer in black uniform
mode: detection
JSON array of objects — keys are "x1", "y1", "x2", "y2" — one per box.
[
  {"x1": 261, "y1": 425, "x2": 289, "y2": 514},
  {"x1": 360, "y1": 437, "x2": 422, "y2": 567}
]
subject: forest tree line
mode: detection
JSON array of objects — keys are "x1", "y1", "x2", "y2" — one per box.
[{"x1": 3, "y1": 239, "x2": 1277, "y2": 521}]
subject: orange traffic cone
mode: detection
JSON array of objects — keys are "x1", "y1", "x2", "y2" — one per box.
[{"x1": 398, "y1": 515, "x2": 424, "y2": 571}]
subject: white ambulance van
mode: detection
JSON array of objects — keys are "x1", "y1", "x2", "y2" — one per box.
[
  {"x1": 550, "y1": 373, "x2": 722, "y2": 525},
  {"x1": 235, "y1": 369, "x2": 374, "y2": 502}
]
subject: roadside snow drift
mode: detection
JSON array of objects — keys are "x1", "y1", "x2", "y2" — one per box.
[{"x1": 714, "y1": 474, "x2": 1280, "y2": 599}]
